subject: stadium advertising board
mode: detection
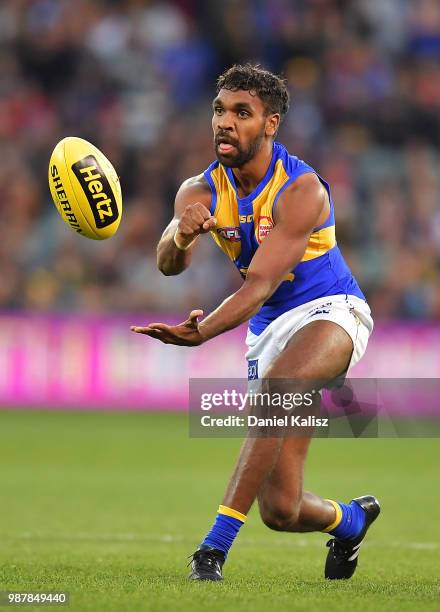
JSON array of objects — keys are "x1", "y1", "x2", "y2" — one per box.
[{"x1": 0, "y1": 315, "x2": 439, "y2": 411}]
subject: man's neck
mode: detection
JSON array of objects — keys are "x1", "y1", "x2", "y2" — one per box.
[{"x1": 232, "y1": 140, "x2": 274, "y2": 197}]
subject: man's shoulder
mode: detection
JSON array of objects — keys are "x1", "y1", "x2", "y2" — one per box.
[
  {"x1": 281, "y1": 172, "x2": 324, "y2": 200},
  {"x1": 180, "y1": 173, "x2": 211, "y2": 194},
  {"x1": 275, "y1": 172, "x2": 328, "y2": 226}
]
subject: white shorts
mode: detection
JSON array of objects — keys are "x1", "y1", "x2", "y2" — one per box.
[{"x1": 245, "y1": 295, "x2": 373, "y2": 380}]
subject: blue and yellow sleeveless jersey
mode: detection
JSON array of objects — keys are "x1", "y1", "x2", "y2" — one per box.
[{"x1": 203, "y1": 142, "x2": 365, "y2": 335}]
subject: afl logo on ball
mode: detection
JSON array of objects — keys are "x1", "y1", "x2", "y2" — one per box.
[{"x1": 72, "y1": 155, "x2": 119, "y2": 229}]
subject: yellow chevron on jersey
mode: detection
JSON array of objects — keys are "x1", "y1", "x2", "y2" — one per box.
[
  {"x1": 251, "y1": 158, "x2": 289, "y2": 243},
  {"x1": 208, "y1": 157, "x2": 290, "y2": 263},
  {"x1": 302, "y1": 225, "x2": 336, "y2": 261},
  {"x1": 208, "y1": 161, "x2": 241, "y2": 261},
  {"x1": 203, "y1": 141, "x2": 365, "y2": 335},
  {"x1": 206, "y1": 155, "x2": 336, "y2": 265}
]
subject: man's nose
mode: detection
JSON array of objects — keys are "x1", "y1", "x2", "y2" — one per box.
[{"x1": 217, "y1": 112, "x2": 234, "y2": 131}]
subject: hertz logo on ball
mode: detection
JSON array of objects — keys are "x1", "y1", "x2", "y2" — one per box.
[
  {"x1": 71, "y1": 156, "x2": 119, "y2": 229},
  {"x1": 48, "y1": 137, "x2": 122, "y2": 240}
]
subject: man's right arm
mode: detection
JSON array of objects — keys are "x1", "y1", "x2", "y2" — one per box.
[{"x1": 156, "y1": 174, "x2": 216, "y2": 276}]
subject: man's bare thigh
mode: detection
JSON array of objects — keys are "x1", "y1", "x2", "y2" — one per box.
[{"x1": 257, "y1": 320, "x2": 353, "y2": 506}]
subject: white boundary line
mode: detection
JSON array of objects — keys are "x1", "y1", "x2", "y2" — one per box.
[{"x1": 3, "y1": 533, "x2": 439, "y2": 550}]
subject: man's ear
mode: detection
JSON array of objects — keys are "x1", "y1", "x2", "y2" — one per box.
[{"x1": 265, "y1": 113, "x2": 280, "y2": 137}]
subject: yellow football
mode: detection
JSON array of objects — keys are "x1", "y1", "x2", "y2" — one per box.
[{"x1": 48, "y1": 136, "x2": 122, "y2": 240}]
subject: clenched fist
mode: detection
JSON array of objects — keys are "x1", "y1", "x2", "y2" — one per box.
[{"x1": 174, "y1": 203, "x2": 217, "y2": 250}]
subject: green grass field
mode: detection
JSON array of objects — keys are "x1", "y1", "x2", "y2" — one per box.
[{"x1": 0, "y1": 411, "x2": 439, "y2": 611}]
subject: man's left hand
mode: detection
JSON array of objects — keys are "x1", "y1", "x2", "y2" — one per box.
[{"x1": 130, "y1": 310, "x2": 205, "y2": 346}]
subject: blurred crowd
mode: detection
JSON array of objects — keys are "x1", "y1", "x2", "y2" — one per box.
[{"x1": 0, "y1": 0, "x2": 439, "y2": 319}]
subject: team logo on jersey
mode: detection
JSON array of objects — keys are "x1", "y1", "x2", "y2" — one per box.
[
  {"x1": 257, "y1": 216, "x2": 274, "y2": 243},
  {"x1": 217, "y1": 226, "x2": 241, "y2": 242},
  {"x1": 248, "y1": 359, "x2": 259, "y2": 380}
]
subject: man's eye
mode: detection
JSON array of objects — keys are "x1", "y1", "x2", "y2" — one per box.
[
  {"x1": 214, "y1": 107, "x2": 223, "y2": 115},
  {"x1": 238, "y1": 110, "x2": 249, "y2": 118}
]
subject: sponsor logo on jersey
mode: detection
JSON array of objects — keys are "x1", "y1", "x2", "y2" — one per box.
[
  {"x1": 217, "y1": 226, "x2": 241, "y2": 242},
  {"x1": 71, "y1": 155, "x2": 119, "y2": 228},
  {"x1": 239, "y1": 214, "x2": 253, "y2": 223},
  {"x1": 257, "y1": 216, "x2": 274, "y2": 243}
]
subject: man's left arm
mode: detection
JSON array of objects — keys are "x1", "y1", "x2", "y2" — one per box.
[{"x1": 131, "y1": 173, "x2": 327, "y2": 345}]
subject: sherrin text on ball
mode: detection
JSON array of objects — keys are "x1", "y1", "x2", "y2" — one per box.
[{"x1": 48, "y1": 136, "x2": 122, "y2": 240}]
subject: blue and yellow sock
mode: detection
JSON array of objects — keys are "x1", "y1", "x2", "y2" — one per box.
[
  {"x1": 323, "y1": 499, "x2": 366, "y2": 541},
  {"x1": 201, "y1": 505, "x2": 247, "y2": 558}
]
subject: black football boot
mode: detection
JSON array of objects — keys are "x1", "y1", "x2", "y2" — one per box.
[
  {"x1": 325, "y1": 495, "x2": 381, "y2": 580},
  {"x1": 188, "y1": 545, "x2": 225, "y2": 581}
]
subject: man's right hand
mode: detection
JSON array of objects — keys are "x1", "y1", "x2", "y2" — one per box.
[{"x1": 174, "y1": 203, "x2": 217, "y2": 250}]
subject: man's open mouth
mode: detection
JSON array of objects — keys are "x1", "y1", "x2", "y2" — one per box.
[
  {"x1": 217, "y1": 142, "x2": 235, "y2": 154},
  {"x1": 216, "y1": 135, "x2": 238, "y2": 154}
]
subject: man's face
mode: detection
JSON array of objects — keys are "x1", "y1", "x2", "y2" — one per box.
[{"x1": 212, "y1": 89, "x2": 275, "y2": 168}]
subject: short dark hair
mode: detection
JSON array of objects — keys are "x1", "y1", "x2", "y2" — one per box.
[{"x1": 216, "y1": 63, "x2": 290, "y2": 119}]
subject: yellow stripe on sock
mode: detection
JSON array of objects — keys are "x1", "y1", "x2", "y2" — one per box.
[
  {"x1": 322, "y1": 499, "x2": 343, "y2": 532},
  {"x1": 218, "y1": 505, "x2": 247, "y2": 523}
]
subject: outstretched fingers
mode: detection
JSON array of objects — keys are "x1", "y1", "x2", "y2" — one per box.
[{"x1": 130, "y1": 325, "x2": 166, "y2": 336}]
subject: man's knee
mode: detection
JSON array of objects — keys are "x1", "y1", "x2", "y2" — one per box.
[{"x1": 260, "y1": 500, "x2": 301, "y2": 532}]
